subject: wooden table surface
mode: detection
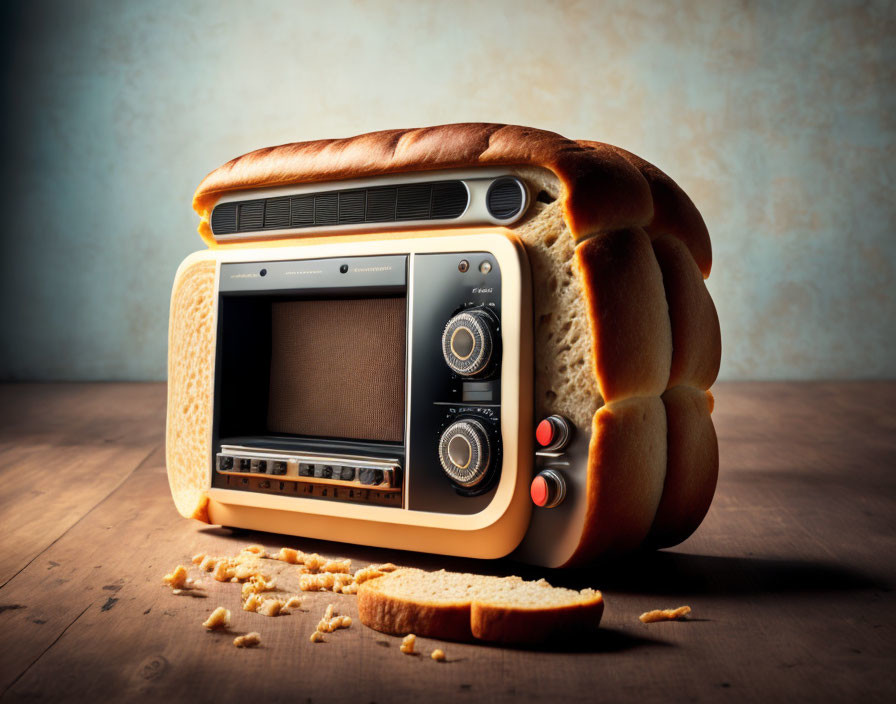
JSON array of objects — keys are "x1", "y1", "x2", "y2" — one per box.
[{"x1": 0, "y1": 382, "x2": 893, "y2": 703}]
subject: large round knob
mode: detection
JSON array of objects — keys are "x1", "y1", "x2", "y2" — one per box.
[
  {"x1": 441, "y1": 309, "x2": 495, "y2": 376},
  {"x1": 438, "y1": 419, "x2": 491, "y2": 488}
]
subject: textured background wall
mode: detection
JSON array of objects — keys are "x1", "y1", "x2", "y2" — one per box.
[{"x1": 0, "y1": 0, "x2": 893, "y2": 381}]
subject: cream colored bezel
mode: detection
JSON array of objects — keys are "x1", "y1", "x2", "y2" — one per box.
[{"x1": 197, "y1": 231, "x2": 533, "y2": 559}]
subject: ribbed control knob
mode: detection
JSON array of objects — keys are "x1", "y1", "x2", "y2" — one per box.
[
  {"x1": 438, "y1": 419, "x2": 491, "y2": 488},
  {"x1": 441, "y1": 309, "x2": 495, "y2": 377}
]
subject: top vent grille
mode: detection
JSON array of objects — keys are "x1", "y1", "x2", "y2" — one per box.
[{"x1": 210, "y1": 180, "x2": 470, "y2": 236}]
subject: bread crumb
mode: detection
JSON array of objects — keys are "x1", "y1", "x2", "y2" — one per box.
[
  {"x1": 257, "y1": 598, "x2": 284, "y2": 617},
  {"x1": 314, "y1": 604, "x2": 352, "y2": 633},
  {"x1": 199, "y1": 555, "x2": 217, "y2": 572},
  {"x1": 431, "y1": 649, "x2": 446, "y2": 662},
  {"x1": 233, "y1": 562, "x2": 269, "y2": 581},
  {"x1": 233, "y1": 632, "x2": 261, "y2": 648},
  {"x1": 303, "y1": 553, "x2": 325, "y2": 572},
  {"x1": 284, "y1": 595, "x2": 303, "y2": 610},
  {"x1": 309, "y1": 630, "x2": 324, "y2": 643},
  {"x1": 203, "y1": 606, "x2": 231, "y2": 630},
  {"x1": 241, "y1": 544, "x2": 267, "y2": 557},
  {"x1": 172, "y1": 584, "x2": 206, "y2": 598},
  {"x1": 273, "y1": 547, "x2": 302, "y2": 564},
  {"x1": 191, "y1": 553, "x2": 205, "y2": 565},
  {"x1": 241, "y1": 574, "x2": 275, "y2": 599},
  {"x1": 299, "y1": 572, "x2": 337, "y2": 591},
  {"x1": 162, "y1": 565, "x2": 188, "y2": 589},
  {"x1": 317, "y1": 604, "x2": 335, "y2": 632},
  {"x1": 321, "y1": 558, "x2": 352, "y2": 574},
  {"x1": 340, "y1": 582, "x2": 359, "y2": 595},
  {"x1": 353, "y1": 566, "x2": 384, "y2": 584},
  {"x1": 400, "y1": 634, "x2": 416, "y2": 654},
  {"x1": 639, "y1": 606, "x2": 692, "y2": 623},
  {"x1": 243, "y1": 593, "x2": 263, "y2": 612},
  {"x1": 212, "y1": 559, "x2": 236, "y2": 582},
  {"x1": 377, "y1": 563, "x2": 399, "y2": 573}
]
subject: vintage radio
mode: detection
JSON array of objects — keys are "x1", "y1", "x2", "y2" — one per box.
[{"x1": 166, "y1": 124, "x2": 721, "y2": 567}]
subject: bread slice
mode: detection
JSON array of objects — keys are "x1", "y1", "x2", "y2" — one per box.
[
  {"x1": 357, "y1": 568, "x2": 604, "y2": 644},
  {"x1": 166, "y1": 255, "x2": 217, "y2": 522}
]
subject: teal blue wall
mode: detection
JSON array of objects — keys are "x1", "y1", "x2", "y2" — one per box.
[{"x1": 1, "y1": 0, "x2": 893, "y2": 380}]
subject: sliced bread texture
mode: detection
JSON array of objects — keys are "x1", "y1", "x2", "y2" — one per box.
[{"x1": 357, "y1": 568, "x2": 604, "y2": 644}]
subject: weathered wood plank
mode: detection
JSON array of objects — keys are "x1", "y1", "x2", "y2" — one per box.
[
  {"x1": 0, "y1": 382, "x2": 894, "y2": 703},
  {"x1": 0, "y1": 383, "x2": 166, "y2": 586}
]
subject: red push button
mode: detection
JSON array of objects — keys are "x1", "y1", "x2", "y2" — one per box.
[
  {"x1": 530, "y1": 470, "x2": 566, "y2": 508},
  {"x1": 530, "y1": 474, "x2": 549, "y2": 506},
  {"x1": 535, "y1": 415, "x2": 572, "y2": 451},
  {"x1": 535, "y1": 419, "x2": 555, "y2": 447}
]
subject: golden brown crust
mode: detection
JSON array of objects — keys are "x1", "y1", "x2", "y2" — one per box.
[
  {"x1": 192, "y1": 123, "x2": 653, "y2": 242},
  {"x1": 471, "y1": 597, "x2": 604, "y2": 644},
  {"x1": 575, "y1": 228, "x2": 672, "y2": 403},
  {"x1": 647, "y1": 387, "x2": 719, "y2": 548},
  {"x1": 586, "y1": 142, "x2": 712, "y2": 277},
  {"x1": 564, "y1": 396, "x2": 668, "y2": 565},
  {"x1": 357, "y1": 586, "x2": 474, "y2": 641},
  {"x1": 652, "y1": 234, "x2": 721, "y2": 390}
]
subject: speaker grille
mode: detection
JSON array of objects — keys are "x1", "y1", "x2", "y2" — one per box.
[
  {"x1": 366, "y1": 187, "x2": 397, "y2": 222},
  {"x1": 395, "y1": 184, "x2": 432, "y2": 220},
  {"x1": 238, "y1": 201, "x2": 264, "y2": 230},
  {"x1": 211, "y1": 179, "x2": 470, "y2": 236},
  {"x1": 268, "y1": 297, "x2": 407, "y2": 443},
  {"x1": 313, "y1": 193, "x2": 338, "y2": 226},
  {"x1": 290, "y1": 196, "x2": 314, "y2": 226},
  {"x1": 210, "y1": 203, "x2": 237, "y2": 234},
  {"x1": 431, "y1": 181, "x2": 468, "y2": 218},
  {"x1": 263, "y1": 198, "x2": 290, "y2": 230},
  {"x1": 338, "y1": 190, "x2": 366, "y2": 224},
  {"x1": 486, "y1": 178, "x2": 524, "y2": 220}
]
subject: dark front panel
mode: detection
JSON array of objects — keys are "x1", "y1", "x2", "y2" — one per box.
[{"x1": 407, "y1": 252, "x2": 503, "y2": 514}]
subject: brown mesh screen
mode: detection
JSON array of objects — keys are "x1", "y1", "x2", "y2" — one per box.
[{"x1": 267, "y1": 297, "x2": 406, "y2": 442}]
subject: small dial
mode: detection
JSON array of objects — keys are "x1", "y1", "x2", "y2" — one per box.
[
  {"x1": 438, "y1": 419, "x2": 491, "y2": 488},
  {"x1": 441, "y1": 309, "x2": 496, "y2": 376}
]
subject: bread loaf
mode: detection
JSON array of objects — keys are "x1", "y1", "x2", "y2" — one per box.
[
  {"x1": 357, "y1": 567, "x2": 604, "y2": 644},
  {"x1": 168, "y1": 123, "x2": 721, "y2": 564}
]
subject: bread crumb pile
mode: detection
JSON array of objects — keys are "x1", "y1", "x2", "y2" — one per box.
[{"x1": 164, "y1": 544, "x2": 407, "y2": 653}]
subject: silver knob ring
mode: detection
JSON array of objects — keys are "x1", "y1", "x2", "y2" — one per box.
[{"x1": 438, "y1": 419, "x2": 491, "y2": 488}]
